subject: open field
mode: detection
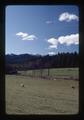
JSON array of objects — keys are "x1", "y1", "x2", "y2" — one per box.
[{"x1": 5, "y1": 68, "x2": 79, "y2": 115}]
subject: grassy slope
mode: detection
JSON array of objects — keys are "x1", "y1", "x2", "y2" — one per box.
[{"x1": 5, "y1": 68, "x2": 79, "y2": 114}]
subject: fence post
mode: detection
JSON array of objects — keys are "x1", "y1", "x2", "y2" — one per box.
[
  {"x1": 40, "y1": 69, "x2": 43, "y2": 78},
  {"x1": 33, "y1": 70, "x2": 35, "y2": 77},
  {"x1": 48, "y1": 68, "x2": 50, "y2": 76}
]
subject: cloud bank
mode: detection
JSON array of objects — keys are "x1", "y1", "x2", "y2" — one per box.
[
  {"x1": 59, "y1": 12, "x2": 79, "y2": 22},
  {"x1": 47, "y1": 33, "x2": 79, "y2": 49},
  {"x1": 16, "y1": 32, "x2": 37, "y2": 40},
  {"x1": 58, "y1": 33, "x2": 79, "y2": 45}
]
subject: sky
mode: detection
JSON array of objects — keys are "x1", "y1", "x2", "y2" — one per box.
[{"x1": 6, "y1": 5, "x2": 79, "y2": 55}]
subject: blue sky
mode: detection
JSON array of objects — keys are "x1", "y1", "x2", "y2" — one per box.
[{"x1": 6, "y1": 5, "x2": 79, "y2": 55}]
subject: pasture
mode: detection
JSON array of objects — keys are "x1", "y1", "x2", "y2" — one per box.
[{"x1": 5, "y1": 68, "x2": 79, "y2": 115}]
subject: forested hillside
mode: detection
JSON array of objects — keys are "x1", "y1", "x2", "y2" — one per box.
[{"x1": 5, "y1": 52, "x2": 79, "y2": 71}]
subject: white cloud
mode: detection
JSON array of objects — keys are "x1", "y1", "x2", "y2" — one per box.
[
  {"x1": 49, "y1": 45, "x2": 58, "y2": 49},
  {"x1": 47, "y1": 38, "x2": 58, "y2": 49},
  {"x1": 48, "y1": 52, "x2": 55, "y2": 55},
  {"x1": 47, "y1": 33, "x2": 79, "y2": 49},
  {"x1": 22, "y1": 35, "x2": 37, "y2": 40},
  {"x1": 46, "y1": 21, "x2": 53, "y2": 24},
  {"x1": 59, "y1": 12, "x2": 79, "y2": 22},
  {"x1": 16, "y1": 32, "x2": 28, "y2": 37},
  {"x1": 16, "y1": 32, "x2": 37, "y2": 41},
  {"x1": 58, "y1": 33, "x2": 79, "y2": 45}
]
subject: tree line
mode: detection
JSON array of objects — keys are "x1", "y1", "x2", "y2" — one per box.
[{"x1": 5, "y1": 52, "x2": 79, "y2": 73}]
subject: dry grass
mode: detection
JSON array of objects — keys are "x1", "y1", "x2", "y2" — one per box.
[{"x1": 5, "y1": 73, "x2": 79, "y2": 115}]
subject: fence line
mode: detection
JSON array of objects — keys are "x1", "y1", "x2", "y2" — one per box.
[
  {"x1": 18, "y1": 68, "x2": 50, "y2": 78},
  {"x1": 18, "y1": 68, "x2": 79, "y2": 80}
]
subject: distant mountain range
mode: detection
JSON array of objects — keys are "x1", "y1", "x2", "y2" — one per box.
[
  {"x1": 5, "y1": 53, "x2": 42, "y2": 64},
  {"x1": 5, "y1": 52, "x2": 79, "y2": 71}
]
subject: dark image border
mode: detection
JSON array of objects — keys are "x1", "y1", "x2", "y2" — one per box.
[{"x1": 0, "y1": 0, "x2": 83, "y2": 120}]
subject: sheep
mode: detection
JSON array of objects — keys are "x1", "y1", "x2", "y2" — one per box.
[{"x1": 20, "y1": 83, "x2": 24, "y2": 87}]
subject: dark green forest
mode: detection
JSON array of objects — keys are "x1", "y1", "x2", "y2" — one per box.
[{"x1": 5, "y1": 52, "x2": 79, "y2": 73}]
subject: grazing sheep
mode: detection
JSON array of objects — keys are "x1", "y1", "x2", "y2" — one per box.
[{"x1": 20, "y1": 83, "x2": 24, "y2": 87}]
